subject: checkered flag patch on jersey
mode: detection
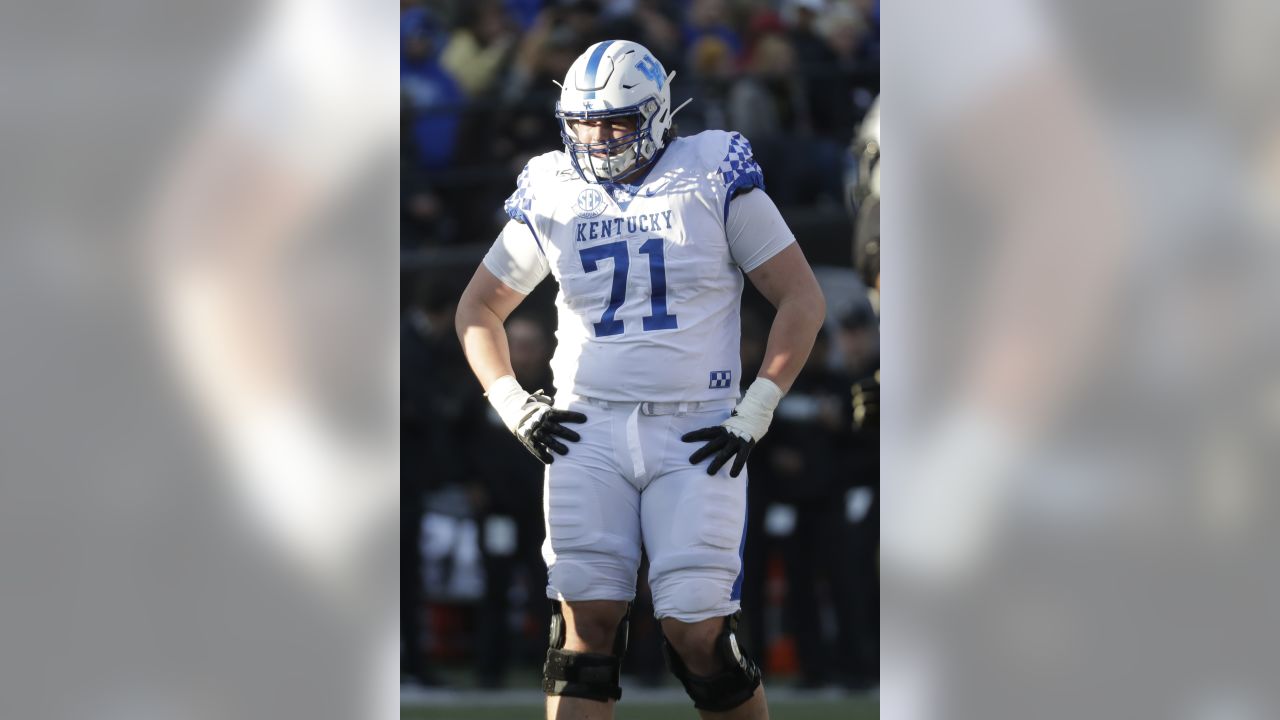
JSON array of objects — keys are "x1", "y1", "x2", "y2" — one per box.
[
  {"x1": 503, "y1": 163, "x2": 534, "y2": 221},
  {"x1": 709, "y1": 370, "x2": 733, "y2": 389},
  {"x1": 717, "y1": 132, "x2": 765, "y2": 198}
]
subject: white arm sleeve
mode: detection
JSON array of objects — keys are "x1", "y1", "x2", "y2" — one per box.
[
  {"x1": 481, "y1": 219, "x2": 551, "y2": 294},
  {"x1": 726, "y1": 188, "x2": 796, "y2": 272}
]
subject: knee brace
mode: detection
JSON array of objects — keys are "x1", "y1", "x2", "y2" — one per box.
[
  {"x1": 542, "y1": 601, "x2": 630, "y2": 702},
  {"x1": 662, "y1": 611, "x2": 762, "y2": 712}
]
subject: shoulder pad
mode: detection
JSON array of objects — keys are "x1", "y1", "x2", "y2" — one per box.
[
  {"x1": 684, "y1": 130, "x2": 766, "y2": 195},
  {"x1": 716, "y1": 131, "x2": 765, "y2": 198},
  {"x1": 504, "y1": 151, "x2": 569, "y2": 223},
  {"x1": 686, "y1": 129, "x2": 735, "y2": 170}
]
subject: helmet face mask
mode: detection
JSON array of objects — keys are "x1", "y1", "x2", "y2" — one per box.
[
  {"x1": 557, "y1": 100, "x2": 656, "y2": 182},
  {"x1": 556, "y1": 41, "x2": 676, "y2": 184}
]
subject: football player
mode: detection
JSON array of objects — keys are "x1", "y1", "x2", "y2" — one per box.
[{"x1": 455, "y1": 40, "x2": 825, "y2": 720}]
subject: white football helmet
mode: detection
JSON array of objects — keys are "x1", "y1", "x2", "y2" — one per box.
[{"x1": 556, "y1": 40, "x2": 685, "y2": 183}]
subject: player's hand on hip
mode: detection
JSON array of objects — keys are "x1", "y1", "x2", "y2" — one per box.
[
  {"x1": 682, "y1": 424, "x2": 755, "y2": 477},
  {"x1": 485, "y1": 375, "x2": 587, "y2": 464},
  {"x1": 513, "y1": 392, "x2": 588, "y2": 464},
  {"x1": 682, "y1": 378, "x2": 783, "y2": 478}
]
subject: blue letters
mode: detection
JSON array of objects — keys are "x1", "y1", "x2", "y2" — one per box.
[
  {"x1": 576, "y1": 211, "x2": 674, "y2": 242},
  {"x1": 634, "y1": 55, "x2": 664, "y2": 89}
]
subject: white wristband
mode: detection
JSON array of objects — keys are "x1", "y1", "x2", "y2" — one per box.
[
  {"x1": 724, "y1": 377, "x2": 784, "y2": 442},
  {"x1": 484, "y1": 374, "x2": 530, "y2": 433}
]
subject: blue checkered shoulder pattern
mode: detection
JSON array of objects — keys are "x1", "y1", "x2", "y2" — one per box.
[
  {"x1": 717, "y1": 132, "x2": 765, "y2": 221},
  {"x1": 504, "y1": 163, "x2": 534, "y2": 223}
]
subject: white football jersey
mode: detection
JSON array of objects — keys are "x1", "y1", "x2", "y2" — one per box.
[{"x1": 484, "y1": 130, "x2": 794, "y2": 402}]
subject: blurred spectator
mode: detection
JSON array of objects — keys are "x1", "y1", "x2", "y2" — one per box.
[
  {"x1": 401, "y1": 6, "x2": 464, "y2": 169},
  {"x1": 682, "y1": 0, "x2": 742, "y2": 59},
  {"x1": 505, "y1": 0, "x2": 546, "y2": 31},
  {"x1": 402, "y1": 278, "x2": 470, "y2": 684},
  {"x1": 789, "y1": 0, "x2": 861, "y2": 140},
  {"x1": 784, "y1": 0, "x2": 836, "y2": 73},
  {"x1": 441, "y1": 1, "x2": 518, "y2": 99},
  {"x1": 463, "y1": 313, "x2": 556, "y2": 687},
  {"x1": 730, "y1": 29, "x2": 804, "y2": 140},
  {"x1": 601, "y1": 1, "x2": 681, "y2": 68},
  {"x1": 855, "y1": 0, "x2": 878, "y2": 65},
  {"x1": 682, "y1": 34, "x2": 736, "y2": 133},
  {"x1": 401, "y1": 184, "x2": 458, "y2": 248},
  {"x1": 561, "y1": 0, "x2": 606, "y2": 44},
  {"x1": 818, "y1": 0, "x2": 870, "y2": 66},
  {"x1": 834, "y1": 299, "x2": 879, "y2": 689},
  {"x1": 836, "y1": 296, "x2": 879, "y2": 381},
  {"x1": 688, "y1": 33, "x2": 735, "y2": 81},
  {"x1": 757, "y1": 328, "x2": 858, "y2": 687},
  {"x1": 502, "y1": 3, "x2": 600, "y2": 106}
]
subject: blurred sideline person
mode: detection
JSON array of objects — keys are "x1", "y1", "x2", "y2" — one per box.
[
  {"x1": 455, "y1": 40, "x2": 824, "y2": 720},
  {"x1": 402, "y1": 281, "x2": 469, "y2": 686},
  {"x1": 465, "y1": 314, "x2": 556, "y2": 687},
  {"x1": 833, "y1": 304, "x2": 881, "y2": 687},
  {"x1": 759, "y1": 322, "x2": 877, "y2": 689}
]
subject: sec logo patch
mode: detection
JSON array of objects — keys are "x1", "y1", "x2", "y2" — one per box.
[{"x1": 574, "y1": 187, "x2": 606, "y2": 218}]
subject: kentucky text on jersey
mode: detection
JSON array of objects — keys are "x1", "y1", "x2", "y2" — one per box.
[{"x1": 576, "y1": 210, "x2": 674, "y2": 242}]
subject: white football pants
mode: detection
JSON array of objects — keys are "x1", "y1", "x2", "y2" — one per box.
[{"x1": 542, "y1": 395, "x2": 748, "y2": 624}]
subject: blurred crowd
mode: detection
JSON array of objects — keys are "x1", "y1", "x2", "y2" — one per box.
[
  {"x1": 402, "y1": 0, "x2": 880, "y2": 695},
  {"x1": 402, "y1": 0, "x2": 879, "y2": 249}
]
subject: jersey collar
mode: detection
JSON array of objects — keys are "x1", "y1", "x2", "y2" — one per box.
[{"x1": 600, "y1": 145, "x2": 669, "y2": 210}]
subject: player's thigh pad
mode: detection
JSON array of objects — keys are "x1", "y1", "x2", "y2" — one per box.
[
  {"x1": 641, "y1": 407, "x2": 747, "y2": 623},
  {"x1": 542, "y1": 401, "x2": 642, "y2": 601}
]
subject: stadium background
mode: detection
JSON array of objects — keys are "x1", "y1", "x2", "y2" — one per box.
[{"x1": 401, "y1": 0, "x2": 879, "y2": 715}]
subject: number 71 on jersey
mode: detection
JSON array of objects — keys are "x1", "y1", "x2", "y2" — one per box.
[{"x1": 578, "y1": 238, "x2": 678, "y2": 337}]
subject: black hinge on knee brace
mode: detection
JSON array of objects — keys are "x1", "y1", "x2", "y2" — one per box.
[
  {"x1": 662, "y1": 612, "x2": 762, "y2": 712},
  {"x1": 542, "y1": 601, "x2": 631, "y2": 702}
]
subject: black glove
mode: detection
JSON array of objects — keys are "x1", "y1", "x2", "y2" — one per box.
[
  {"x1": 681, "y1": 379, "x2": 783, "y2": 478},
  {"x1": 681, "y1": 423, "x2": 756, "y2": 478},
  {"x1": 513, "y1": 391, "x2": 588, "y2": 464}
]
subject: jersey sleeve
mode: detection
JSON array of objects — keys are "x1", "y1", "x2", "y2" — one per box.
[
  {"x1": 503, "y1": 161, "x2": 536, "y2": 223},
  {"x1": 482, "y1": 219, "x2": 551, "y2": 294},
  {"x1": 726, "y1": 187, "x2": 796, "y2": 272},
  {"x1": 715, "y1": 131, "x2": 766, "y2": 223}
]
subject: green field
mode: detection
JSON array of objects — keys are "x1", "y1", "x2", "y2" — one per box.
[{"x1": 403, "y1": 698, "x2": 877, "y2": 719}]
